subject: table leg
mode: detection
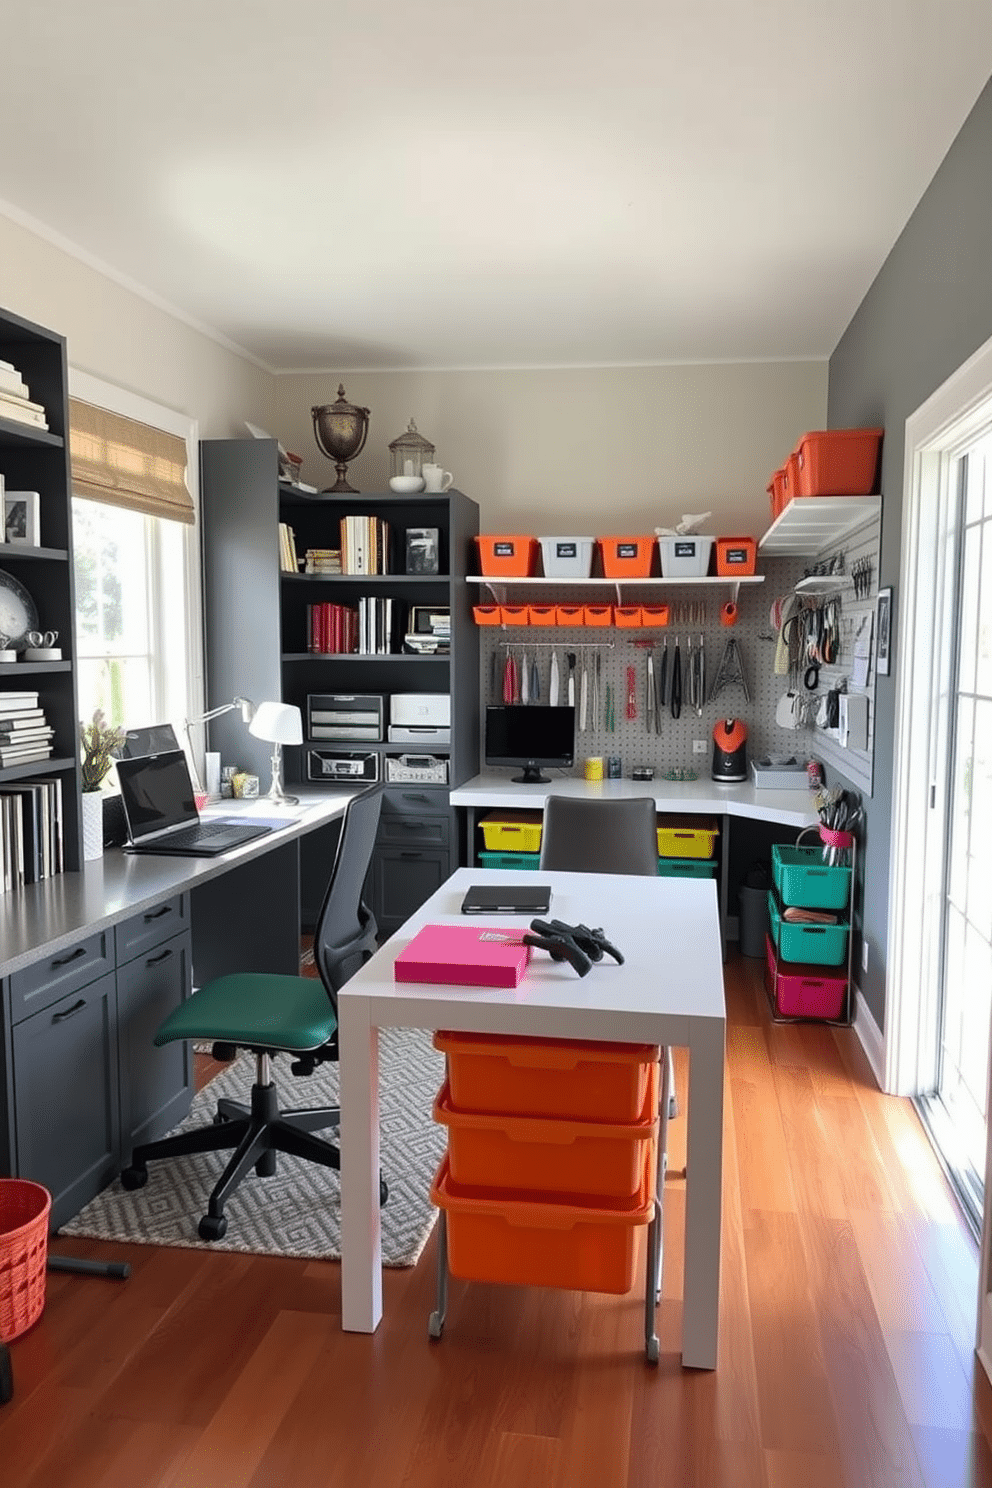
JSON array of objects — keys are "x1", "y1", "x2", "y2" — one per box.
[
  {"x1": 339, "y1": 998, "x2": 382, "y2": 1332},
  {"x1": 681, "y1": 1016, "x2": 724, "y2": 1368}
]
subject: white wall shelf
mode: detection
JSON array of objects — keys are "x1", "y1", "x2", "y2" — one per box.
[
  {"x1": 467, "y1": 574, "x2": 765, "y2": 602},
  {"x1": 759, "y1": 497, "x2": 881, "y2": 557}
]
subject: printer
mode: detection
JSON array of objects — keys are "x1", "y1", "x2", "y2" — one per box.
[{"x1": 387, "y1": 693, "x2": 451, "y2": 746}]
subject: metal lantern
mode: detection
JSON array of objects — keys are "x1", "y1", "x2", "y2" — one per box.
[
  {"x1": 388, "y1": 419, "x2": 434, "y2": 482},
  {"x1": 311, "y1": 385, "x2": 371, "y2": 493}
]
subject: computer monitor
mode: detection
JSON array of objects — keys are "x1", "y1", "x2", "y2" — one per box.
[{"x1": 485, "y1": 705, "x2": 576, "y2": 784}]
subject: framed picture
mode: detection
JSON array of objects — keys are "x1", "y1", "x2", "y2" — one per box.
[
  {"x1": 405, "y1": 526, "x2": 440, "y2": 575},
  {"x1": 876, "y1": 587, "x2": 893, "y2": 676},
  {"x1": 4, "y1": 490, "x2": 41, "y2": 546}
]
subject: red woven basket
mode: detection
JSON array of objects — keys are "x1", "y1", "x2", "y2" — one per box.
[{"x1": 0, "y1": 1179, "x2": 51, "y2": 1342}]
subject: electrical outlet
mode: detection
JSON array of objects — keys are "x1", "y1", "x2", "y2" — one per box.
[
  {"x1": 862, "y1": 938, "x2": 869, "y2": 974},
  {"x1": 692, "y1": 739, "x2": 707, "y2": 755}
]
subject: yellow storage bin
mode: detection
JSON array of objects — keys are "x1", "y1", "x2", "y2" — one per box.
[
  {"x1": 655, "y1": 814, "x2": 719, "y2": 859},
  {"x1": 479, "y1": 809, "x2": 544, "y2": 853}
]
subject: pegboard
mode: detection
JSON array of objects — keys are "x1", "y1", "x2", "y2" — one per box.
[{"x1": 475, "y1": 560, "x2": 815, "y2": 781}]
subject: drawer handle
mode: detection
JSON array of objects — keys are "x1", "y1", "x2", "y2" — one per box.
[
  {"x1": 146, "y1": 948, "x2": 174, "y2": 966},
  {"x1": 402, "y1": 793, "x2": 431, "y2": 803},
  {"x1": 52, "y1": 998, "x2": 86, "y2": 1024},
  {"x1": 399, "y1": 851, "x2": 424, "y2": 859},
  {"x1": 143, "y1": 905, "x2": 174, "y2": 922},
  {"x1": 51, "y1": 947, "x2": 87, "y2": 969}
]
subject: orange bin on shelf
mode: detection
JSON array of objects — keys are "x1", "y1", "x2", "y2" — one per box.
[
  {"x1": 640, "y1": 605, "x2": 670, "y2": 627},
  {"x1": 499, "y1": 605, "x2": 530, "y2": 626},
  {"x1": 614, "y1": 605, "x2": 643, "y2": 628},
  {"x1": 715, "y1": 537, "x2": 757, "y2": 576},
  {"x1": 0, "y1": 1179, "x2": 51, "y2": 1343},
  {"x1": 598, "y1": 536, "x2": 656, "y2": 579},
  {"x1": 475, "y1": 535, "x2": 539, "y2": 577},
  {"x1": 430, "y1": 1147, "x2": 655, "y2": 1294},
  {"x1": 583, "y1": 604, "x2": 613, "y2": 627},
  {"x1": 432, "y1": 1031, "x2": 659, "y2": 1122},
  {"x1": 555, "y1": 604, "x2": 585, "y2": 626},
  {"x1": 472, "y1": 605, "x2": 502, "y2": 626},
  {"x1": 793, "y1": 428, "x2": 883, "y2": 497},
  {"x1": 527, "y1": 605, "x2": 558, "y2": 626}
]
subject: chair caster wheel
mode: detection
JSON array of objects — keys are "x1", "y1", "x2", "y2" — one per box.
[
  {"x1": 120, "y1": 1165, "x2": 148, "y2": 1190},
  {"x1": 645, "y1": 1336, "x2": 660, "y2": 1365},
  {"x1": 380, "y1": 1177, "x2": 388, "y2": 1206},
  {"x1": 198, "y1": 1214, "x2": 227, "y2": 1241},
  {"x1": 428, "y1": 1311, "x2": 444, "y2": 1339}
]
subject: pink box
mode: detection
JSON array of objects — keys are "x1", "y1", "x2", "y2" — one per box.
[
  {"x1": 765, "y1": 935, "x2": 846, "y2": 1020},
  {"x1": 394, "y1": 923, "x2": 532, "y2": 988}
]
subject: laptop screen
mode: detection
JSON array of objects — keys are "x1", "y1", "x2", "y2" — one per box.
[{"x1": 115, "y1": 749, "x2": 198, "y2": 841}]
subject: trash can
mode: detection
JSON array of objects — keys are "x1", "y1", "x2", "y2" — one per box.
[
  {"x1": 0, "y1": 1179, "x2": 51, "y2": 1343},
  {"x1": 738, "y1": 863, "x2": 771, "y2": 959}
]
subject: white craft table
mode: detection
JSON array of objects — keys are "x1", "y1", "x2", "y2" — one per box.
[{"x1": 338, "y1": 865, "x2": 726, "y2": 1369}]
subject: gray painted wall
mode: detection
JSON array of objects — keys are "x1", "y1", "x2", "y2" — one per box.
[{"x1": 827, "y1": 76, "x2": 992, "y2": 1032}]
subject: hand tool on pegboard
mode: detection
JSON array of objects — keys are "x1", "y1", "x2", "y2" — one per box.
[{"x1": 709, "y1": 636, "x2": 750, "y2": 704}]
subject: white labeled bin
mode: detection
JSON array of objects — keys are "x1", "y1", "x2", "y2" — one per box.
[
  {"x1": 539, "y1": 537, "x2": 595, "y2": 578},
  {"x1": 657, "y1": 535, "x2": 714, "y2": 578}
]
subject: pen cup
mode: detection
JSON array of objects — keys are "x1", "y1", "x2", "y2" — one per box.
[
  {"x1": 607, "y1": 756, "x2": 622, "y2": 779},
  {"x1": 584, "y1": 756, "x2": 604, "y2": 781}
]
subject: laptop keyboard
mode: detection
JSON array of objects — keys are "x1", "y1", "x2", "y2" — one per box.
[{"x1": 159, "y1": 821, "x2": 241, "y2": 848}]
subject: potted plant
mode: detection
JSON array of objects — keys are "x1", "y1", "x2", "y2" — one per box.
[{"x1": 79, "y1": 709, "x2": 126, "y2": 860}]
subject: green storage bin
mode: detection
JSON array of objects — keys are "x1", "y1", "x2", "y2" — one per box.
[
  {"x1": 657, "y1": 857, "x2": 718, "y2": 878},
  {"x1": 478, "y1": 849, "x2": 541, "y2": 871},
  {"x1": 767, "y1": 891, "x2": 848, "y2": 967},
  {"x1": 771, "y1": 844, "x2": 851, "y2": 911}
]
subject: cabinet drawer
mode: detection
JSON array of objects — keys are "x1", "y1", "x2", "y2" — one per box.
[
  {"x1": 115, "y1": 895, "x2": 189, "y2": 964},
  {"x1": 378, "y1": 812, "x2": 450, "y2": 849},
  {"x1": 382, "y1": 787, "x2": 450, "y2": 817},
  {"x1": 9, "y1": 931, "x2": 114, "y2": 1024}
]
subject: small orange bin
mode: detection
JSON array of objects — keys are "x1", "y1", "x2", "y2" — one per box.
[
  {"x1": 476, "y1": 534, "x2": 538, "y2": 577},
  {"x1": 614, "y1": 605, "x2": 643, "y2": 628},
  {"x1": 430, "y1": 1148, "x2": 655, "y2": 1294},
  {"x1": 499, "y1": 605, "x2": 530, "y2": 626},
  {"x1": 555, "y1": 604, "x2": 585, "y2": 626},
  {"x1": 527, "y1": 605, "x2": 558, "y2": 627},
  {"x1": 433, "y1": 1031, "x2": 659, "y2": 1121},
  {"x1": 793, "y1": 428, "x2": 883, "y2": 497},
  {"x1": 715, "y1": 537, "x2": 757, "y2": 576},
  {"x1": 598, "y1": 536, "x2": 655, "y2": 579},
  {"x1": 583, "y1": 604, "x2": 613, "y2": 627},
  {"x1": 472, "y1": 605, "x2": 502, "y2": 626},
  {"x1": 434, "y1": 1080, "x2": 658, "y2": 1199},
  {"x1": 640, "y1": 605, "x2": 670, "y2": 627},
  {"x1": 0, "y1": 1178, "x2": 51, "y2": 1343}
]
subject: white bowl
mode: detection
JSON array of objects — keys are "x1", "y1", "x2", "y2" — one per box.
[{"x1": 388, "y1": 474, "x2": 426, "y2": 494}]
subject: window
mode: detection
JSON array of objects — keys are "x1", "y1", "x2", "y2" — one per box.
[{"x1": 68, "y1": 370, "x2": 203, "y2": 748}]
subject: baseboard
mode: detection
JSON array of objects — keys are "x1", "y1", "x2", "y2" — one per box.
[{"x1": 852, "y1": 980, "x2": 885, "y2": 1090}]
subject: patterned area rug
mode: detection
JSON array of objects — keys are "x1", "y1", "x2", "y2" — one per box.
[{"x1": 60, "y1": 1027, "x2": 447, "y2": 1266}]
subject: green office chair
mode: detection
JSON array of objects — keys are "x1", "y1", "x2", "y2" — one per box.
[{"x1": 121, "y1": 788, "x2": 384, "y2": 1240}]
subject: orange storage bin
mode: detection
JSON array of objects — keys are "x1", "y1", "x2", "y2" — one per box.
[
  {"x1": 640, "y1": 605, "x2": 670, "y2": 627},
  {"x1": 0, "y1": 1179, "x2": 50, "y2": 1343},
  {"x1": 715, "y1": 537, "x2": 757, "y2": 576},
  {"x1": 430, "y1": 1148, "x2": 655, "y2": 1294},
  {"x1": 793, "y1": 428, "x2": 883, "y2": 497},
  {"x1": 499, "y1": 605, "x2": 530, "y2": 626},
  {"x1": 476, "y1": 534, "x2": 538, "y2": 577},
  {"x1": 766, "y1": 466, "x2": 785, "y2": 520},
  {"x1": 598, "y1": 536, "x2": 655, "y2": 579},
  {"x1": 433, "y1": 1031, "x2": 659, "y2": 1121},
  {"x1": 613, "y1": 605, "x2": 643, "y2": 628},
  {"x1": 434, "y1": 1080, "x2": 658, "y2": 1199},
  {"x1": 555, "y1": 604, "x2": 585, "y2": 626},
  {"x1": 527, "y1": 605, "x2": 558, "y2": 627},
  {"x1": 472, "y1": 605, "x2": 502, "y2": 626},
  {"x1": 583, "y1": 604, "x2": 613, "y2": 627}
]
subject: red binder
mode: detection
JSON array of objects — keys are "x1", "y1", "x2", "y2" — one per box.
[{"x1": 394, "y1": 924, "x2": 531, "y2": 988}]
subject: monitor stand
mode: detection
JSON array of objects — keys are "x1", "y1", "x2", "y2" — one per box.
[{"x1": 511, "y1": 764, "x2": 550, "y2": 784}]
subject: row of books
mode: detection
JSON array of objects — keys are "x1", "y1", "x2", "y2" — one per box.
[
  {"x1": 278, "y1": 522, "x2": 300, "y2": 573},
  {"x1": 0, "y1": 356, "x2": 49, "y2": 431},
  {"x1": 0, "y1": 690, "x2": 56, "y2": 768},
  {"x1": 341, "y1": 515, "x2": 390, "y2": 575},
  {"x1": 308, "y1": 602, "x2": 358, "y2": 655},
  {"x1": 0, "y1": 776, "x2": 64, "y2": 892},
  {"x1": 306, "y1": 599, "x2": 403, "y2": 655}
]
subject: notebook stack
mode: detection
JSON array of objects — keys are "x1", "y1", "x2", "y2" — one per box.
[
  {"x1": 0, "y1": 776, "x2": 64, "y2": 890},
  {"x1": 0, "y1": 691, "x2": 55, "y2": 768}
]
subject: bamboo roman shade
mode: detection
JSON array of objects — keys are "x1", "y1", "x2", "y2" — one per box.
[{"x1": 69, "y1": 398, "x2": 193, "y2": 525}]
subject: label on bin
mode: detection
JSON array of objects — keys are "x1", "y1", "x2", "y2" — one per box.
[
  {"x1": 725, "y1": 547, "x2": 747, "y2": 563},
  {"x1": 494, "y1": 542, "x2": 515, "y2": 556},
  {"x1": 556, "y1": 542, "x2": 577, "y2": 557},
  {"x1": 674, "y1": 541, "x2": 697, "y2": 557},
  {"x1": 617, "y1": 543, "x2": 638, "y2": 558}
]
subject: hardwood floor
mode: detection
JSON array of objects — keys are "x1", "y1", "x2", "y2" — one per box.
[{"x1": 3, "y1": 952, "x2": 992, "y2": 1488}]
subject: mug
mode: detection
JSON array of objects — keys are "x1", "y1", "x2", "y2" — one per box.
[
  {"x1": 584, "y1": 756, "x2": 604, "y2": 781},
  {"x1": 422, "y1": 464, "x2": 453, "y2": 493}
]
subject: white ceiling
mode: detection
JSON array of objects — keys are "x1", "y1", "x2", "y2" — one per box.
[{"x1": 2, "y1": 3, "x2": 990, "y2": 374}]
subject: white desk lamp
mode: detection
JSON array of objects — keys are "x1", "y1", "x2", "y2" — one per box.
[
  {"x1": 183, "y1": 696, "x2": 255, "y2": 795},
  {"x1": 248, "y1": 700, "x2": 303, "y2": 804}
]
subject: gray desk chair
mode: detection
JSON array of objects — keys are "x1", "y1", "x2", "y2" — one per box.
[
  {"x1": 121, "y1": 788, "x2": 384, "y2": 1240},
  {"x1": 538, "y1": 794, "x2": 678, "y2": 1119}
]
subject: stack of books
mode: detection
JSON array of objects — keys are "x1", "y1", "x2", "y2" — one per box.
[
  {"x1": 0, "y1": 358, "x2": 49, "y2": 431},
  {"x1": 340, "y1": 515, "x2": 390, "y2": 575},
  {"x1": 304, "y1": 547, "x2": 342, "y2": 575},
  {"x1": 357, "y1": 596, "x2": 396, "y2": 655},
  {"x1": 278, "y1": 522, "x2": 300, "y2": 573},
  {"x1": 307, "y1": 602, "x2": 358, "y2": 654},
  {"x1": 0, "y1": 776, "x2": 64, "y2": 891},
  {"x1": 0, "y1": 691, "x2": 55, "y2": 768}
]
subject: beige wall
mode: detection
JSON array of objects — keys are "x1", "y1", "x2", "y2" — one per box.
[
  {"x1": 274, "y1": 363, "x2": 828, "y2": 536},
  {"x1": 0, "y1": 213, "x2": 272, "y2": 436}
]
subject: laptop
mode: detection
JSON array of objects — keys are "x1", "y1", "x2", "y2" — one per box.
[
  {"x1": 460, "y1": 882, "x2": 552, "y2": 915},
  {"x1": 116, "y1": 749, "x2": 274, "y2": 857}
]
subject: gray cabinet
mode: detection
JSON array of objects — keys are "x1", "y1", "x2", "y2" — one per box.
[
  {"x1": 116, "y1": 917, "x2": 192, "y2": 1155},
  {"x1": 371, "y1": 787, "x2": 454, "y2": 935}
]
